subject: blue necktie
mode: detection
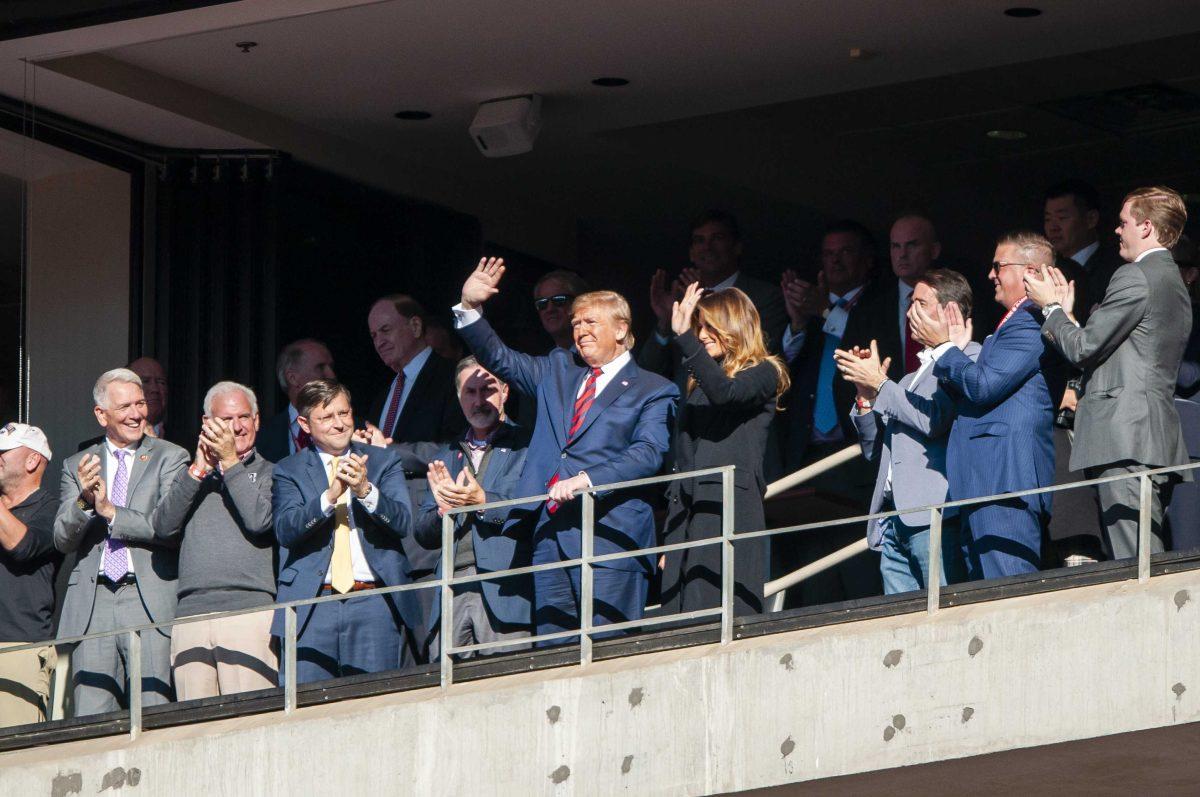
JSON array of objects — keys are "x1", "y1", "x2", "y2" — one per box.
[{"x1": 813, "y1": 298, "x2": 847, "y2": 434}]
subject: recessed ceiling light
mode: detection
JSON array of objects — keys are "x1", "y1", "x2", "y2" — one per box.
[
  {"x1": 591, "y1": 77, "x2": 630, "y2": 87},
  {"x1": 1003, "y1": 7, "x2": 1042, "y2": 18},
  {"x1": 986, "y1": 129, "x2": 1028, "y2": 140},
  {"x1": 394, "y1": 110, "x2": 432, "y2": 121},
  {"x1": 235, "y1": 41, "x2": 258, "y2": 53}
]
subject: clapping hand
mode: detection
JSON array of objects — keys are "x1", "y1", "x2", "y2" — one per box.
[
  {"x1": 200, "y1": 417, "x2": 239, "y2": 469},
  {"x1": 649, "y1": 269, "x2": 675, "y2": 331},
  {"x1": 352, "y1": 422, "x2": 391, "y2": 448},
  {"x1": 427, "y1": 460, "x2": 485, "y2": 513},
  {"x1": 833, "y1": 340, "x2": 892, "y2": 398},
  {"x1": 670, "y1": 282, "x2": 704, "y2": 336},
  {"x1": 944, "y1": 302, "x2": 973, "y2": 349},
  {"x1": 77, "y1": 454, "x2": 102, "y2": 507},
  {"x1": 1023, "y1": 264, "x2": 1060, "y2": 309},
  {"x1": 907, "y1": 298, "x2": 949, "y2": 348},
  {"x1": 461, "y1": 256, "x2": 505, "y2": 310},
  {"x1": 339, "y1": 453, "x2": 370, "y2": 499},
  {"x1": 781, "y1": 270, "x2": 828, "y2": 331}
]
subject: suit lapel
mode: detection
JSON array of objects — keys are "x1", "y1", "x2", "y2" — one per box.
[
  {"x1": 123, "y1": 437, "x2": 153, "y2": 501},
  {"x1": 304, "y1": 447, "x2": 330, "y2": 499},
  {"x1": 569, "y1": 359, "x2": 637, "y2": 445}
]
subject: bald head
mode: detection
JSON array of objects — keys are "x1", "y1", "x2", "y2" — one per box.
[
  {"x1": 889, "y1": 215, "x2": 941, "y2": 285},
  {"x1": 127, "y1": 356, "x2": 167, "y2": 427}
]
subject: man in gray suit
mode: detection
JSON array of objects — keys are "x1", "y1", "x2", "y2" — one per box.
[
  {"x1": 835, "y1": 270, "x2": 978, "y2": 593},
  {"x1": 1026, "y1": 186, "x2": 1193, "y2": 560},
  {"x1": 55, "y1": 368, "x2": 189, "y2": 716}
]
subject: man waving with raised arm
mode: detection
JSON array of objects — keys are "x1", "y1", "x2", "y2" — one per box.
[{"x1": 453, "y1": 258, "x2": 678, "y2": 642}]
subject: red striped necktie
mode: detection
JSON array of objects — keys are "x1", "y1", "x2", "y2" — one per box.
[{"x1": 547, "y1": 366, "x2": 603, "y2": 513}]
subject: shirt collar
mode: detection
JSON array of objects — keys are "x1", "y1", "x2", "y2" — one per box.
[
  {"x1": 1135, "y1": 246, "x2": 1168, "y2": 263},
  {"x1": 596, "y1": 349, "x2": 632, "y2": 376},
  {"x1": 1070, "y1": 240, "x2": 1100, "y2": 267},
  {"x1": 401, "y1": 346, "x2": 433, "y2": 382},
  {"x1": 288, "y1": 404, "x2": 300, "y2": 426},
  {"x1": 106, "y1": 437, "x2": 142, "y2": 458},
  {"x1": 898, "y1": 280, "x2": 914, "y2": 301},
  {"x1": 710, "y1": 271, "x2": 740, "y2": 292},
  {"x1": 829, "y1": 284, "x2": 865, "y2": 306},
  {"x1": 8, "y1": 486, "x2": 49, "y2": 511}
]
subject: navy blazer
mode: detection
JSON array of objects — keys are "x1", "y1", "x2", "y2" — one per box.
[
  {"x1": 414, "y1": 422, "x2": 533, "y2": 631},
  {"x1": 934, "y1": 302, "x2": 1057, "y2": 515},
  {"x1": 270, "y1": 441, "x2": 420, "y2": 637},
  {"x1": 458, "y1": 315, "x2": 678, "y2": 573}
]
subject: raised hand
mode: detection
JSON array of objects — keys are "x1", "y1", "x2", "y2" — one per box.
[
  {"x1": 649, "y1": 269, "x2": 675, "y2": 330},
  {"x1": 670, "y1": 282, "x2": 704, "y2": 336},
  {"x1": 93, "y1": 476, "x2": 115, "y2": 522},
  {"x1": 426, "y1": 460, "x2": 455, "y2": 513},
  {"x1": 907, "y1": 298, "x2": 949, "y2": 348},
  {"x1": 461, "y1": 257, "x2": 505, "y2": 309},
  {"x1": 781, "y1": 269, "x2": 829, "y2": 331},
  {"x1": 340, "y1": 453, "x2": 370, "y2": 499},
  {"x1": 357, "y1": 422, "x2": 391, "y2": 448},
  {"x1": 1047, "y1": 266, "x2": 1077, "y2": 318},
  {"x1": 1023, "y1": 265, "x2": 1059, "y2": 309},
  {"x1": 945, "y1": 302, "x2": 972, "y2": 350}
]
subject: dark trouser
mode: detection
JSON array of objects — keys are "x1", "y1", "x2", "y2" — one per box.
[
  {"x1": 427, "y1": 566, "x2": 531, "y2": 661},
  {"x1": 71, "y1": 581, "x2": 172, "y2": 717},
  {"x1": 532, "y1": 536, "x2": 649, "y2": 643},
  {"x1": 1045, "y1": 429, "x2": 1106, "y2": 565},
  {"x1": 961, "y1": 500, "x2": 1043, "y2": 581},
  {"x1": 283, "y1": 591, "x2": 412, "y2": 686},
  {"x1": 1087, "y1": 462, "x2": 1176, "y2": 561}
]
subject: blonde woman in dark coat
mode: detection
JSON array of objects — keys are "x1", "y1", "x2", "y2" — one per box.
[{"x1": 659, "y1": 284, "x2": 790, "y2": 617}]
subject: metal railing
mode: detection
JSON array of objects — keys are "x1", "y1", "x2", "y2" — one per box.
[
  {"x1": 2, "y1": 459, "x2": 1197, "y2": 742},
  {"x1": 0, "y1": 465, "x2": 737, "y2": 739}
]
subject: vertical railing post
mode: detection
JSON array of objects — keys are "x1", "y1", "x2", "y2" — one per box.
[
  {"x1": 720, "y1": 467, "x2": 735, "y2": 644},
  {"x1": 580, "y1": 491, "x2": 594, "y2": 666},
  {"x1": 128, "y1": 630, "x2": 141, "y2": 740},
  {"x1": 283, "y1": 606, "x2": 297, "y2": 714},
  {"x1": 440, "y1": 511, "x2": 456, "y2": 688},
  {"x1": 1138, "y1": 473, "x2": 1152, "y2": 584},
  {"x1": 927, "y1": 507, "x2": 943, "y2": 615}
]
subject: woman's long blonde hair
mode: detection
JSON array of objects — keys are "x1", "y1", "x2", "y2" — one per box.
[{"x1": 689, "y1": 287, "x2": 790, "y2": 406}]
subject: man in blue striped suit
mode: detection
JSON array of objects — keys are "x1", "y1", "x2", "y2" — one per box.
[{"x1": 911, "y1": 232, "x2": 1059, "y2": 580}]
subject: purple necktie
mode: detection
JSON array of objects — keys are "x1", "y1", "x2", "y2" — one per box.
[{"x1": 101, "y1": 449, "x2": 130, "y2": 581}]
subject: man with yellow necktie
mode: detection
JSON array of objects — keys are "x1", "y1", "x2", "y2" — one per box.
[{"x1": 271, "y1": 380, "x2": 421, "y2": 683}]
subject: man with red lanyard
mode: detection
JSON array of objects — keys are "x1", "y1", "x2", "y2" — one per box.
[{"x1": 909, "y1": 231, "x2": 1059, "y2": 580}]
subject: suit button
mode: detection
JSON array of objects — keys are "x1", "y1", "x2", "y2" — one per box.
[{"x1": 561, "y1": 453, "x2": 567, "y2": 459}]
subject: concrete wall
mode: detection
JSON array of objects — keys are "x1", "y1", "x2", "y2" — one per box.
[
  {"x1": 26, "y1": 165, "x2": 130, "y2": 480},
  {"x1": 2, "y1": 570, "x2": 1198, "y2": 794}
]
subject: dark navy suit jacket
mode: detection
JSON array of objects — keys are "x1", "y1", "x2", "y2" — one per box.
[
  {"x1": 414, "y1": 422, "x2": 533, "y2": 631},
  {"x1": 934, "y1": 302, "x2": 1057, "y2": 516},
  {"x1": 458, "y1": 316, "x2": 678, "y2": 573},
  {"x1": 270, "y1": 441, "x2": 420, "y2": 638}
]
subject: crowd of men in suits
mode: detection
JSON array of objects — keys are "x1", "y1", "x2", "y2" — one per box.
[{"x1": 0, "y1": 180, "x2": 1196, "y2": 729}]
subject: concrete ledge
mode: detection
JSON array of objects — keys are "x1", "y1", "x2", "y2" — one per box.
[{"x1": 3, "y1": 570, "x2": 1198, "y2": 795}]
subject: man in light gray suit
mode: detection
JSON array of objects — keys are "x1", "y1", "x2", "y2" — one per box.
[
  {"x1": 835, "y1": 270, "x2": 979, "y2": 593},
  {"x1": 1026, "y1": 186, "x2": 1193, "y2": 560},
  {"x1": 55, "y1": 368, "x2": 189, "y2": 716}
]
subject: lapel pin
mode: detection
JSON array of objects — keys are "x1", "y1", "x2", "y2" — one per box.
[
  {"x1": 621, "y1": 380, "x2": 629, "y2": 387},
  {"x1": 247, "y1": 473, "x2": 257, "y2": 483},
  {"x1": 139, "y1": 454, "x2": 149, "y2": 462}
]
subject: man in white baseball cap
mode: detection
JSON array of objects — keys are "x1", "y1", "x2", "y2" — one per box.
[{"x1": 0, "y1": 422, "x2": 61, "y2": 728}]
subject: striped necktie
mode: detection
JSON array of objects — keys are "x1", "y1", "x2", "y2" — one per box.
[{"x1": 546, "y1": 367, "x2": 602, "y2": 513}]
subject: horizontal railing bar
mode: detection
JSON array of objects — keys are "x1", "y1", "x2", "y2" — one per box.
[
  {"x1": 442, "y1": 465, "x2": 734, "y2": 515},
  {"x1": 6, "y1": 461, "x2": 1193, "y2": 659}
]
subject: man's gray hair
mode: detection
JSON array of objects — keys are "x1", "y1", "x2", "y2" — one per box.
[
  {"x1": 93, "y1": 368, "x2": 142, "y2": 408},
  {"x1": 203, "y1": 381, "x2": 259, "y2": 416},
  {"x1": 996, "y1": 230, "x2": 1055, "y2": 267},
  {"x1": 276, "y1": 338, "x2": 325, "y2": 390}
]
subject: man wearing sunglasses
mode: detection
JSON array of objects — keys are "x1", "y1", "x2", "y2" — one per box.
[
  {"x1": 533, "y1": 270, "x2": 589, "y2": 352},
  {"x1": 909, "y1": 231, "x2": 1059, "y2": 581}
]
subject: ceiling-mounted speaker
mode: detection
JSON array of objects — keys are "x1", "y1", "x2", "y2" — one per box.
[{"x1": 469, "y1": 95, "x2": 542, "y2": 158}]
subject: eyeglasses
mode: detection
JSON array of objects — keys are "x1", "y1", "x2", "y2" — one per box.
[{"x1": 534, "y1": 294, "x2": 574, "y2": 311}]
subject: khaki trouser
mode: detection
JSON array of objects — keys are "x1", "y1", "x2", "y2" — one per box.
[
  {"x1": 0, "y1": 643, "x2": 56, "y2": 728},
  {"x1": 170, "y1": 610, "x2": 278, "y2": 701}
]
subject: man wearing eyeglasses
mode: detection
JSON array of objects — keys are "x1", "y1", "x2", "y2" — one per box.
[{"x1": 909, "y1": 232, "x2": 1059, "y2": 581}]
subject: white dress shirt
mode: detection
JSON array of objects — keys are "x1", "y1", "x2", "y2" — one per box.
[
  {"x1": 317, "y1": 450, "x2": 380, "y2": 582},
  {"x1": 1071, "y1": 240, "x2": 1100, "y2": 269},
  {"x1": 99, "y1": 439, "x2": 139, "y2": 573},
  {"x1": 881, "y1": 342, "x2": 953, "y2": 495},
  {"x1": 377, "y1": 345, "x2": 433, "y2": 431},
  {"x1": 1135, "y1": 246, "x2": 1168, "y2": 263},
  {"x1": 781, "y1": 284, "x2": 866, "y2": 362}
]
